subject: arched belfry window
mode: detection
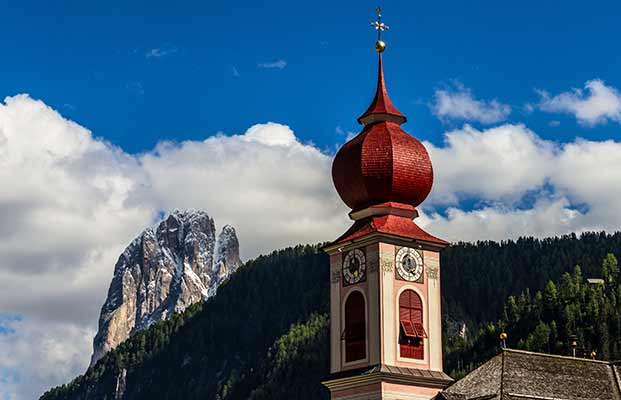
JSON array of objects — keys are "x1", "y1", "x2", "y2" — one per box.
[
  {"x1": 399, "y1": 289, "x2": 427, "y2": 359},
  {"x1": 342, "y1": 291, "x2": 366, "y2": 362}
]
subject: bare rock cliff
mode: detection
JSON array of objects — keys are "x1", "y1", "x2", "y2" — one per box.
[{"x1": 90, "y1": 210, "x2": 240, "y2": 366}]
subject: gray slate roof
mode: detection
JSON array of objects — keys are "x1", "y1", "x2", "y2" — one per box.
[
  {"x1": 326, "y1": 363, "x2": 452, "y2": 381},
  {"x1": 437, "y1": 348, "x2": 621, "y2": 400}
]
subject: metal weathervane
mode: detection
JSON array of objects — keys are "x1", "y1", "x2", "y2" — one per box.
[
  {"x1": 371, "y1": 6, "x2": 389, "y2": 40},
  {"x1": 371, "y1": 6, "x2": 389, "y2": 53}
]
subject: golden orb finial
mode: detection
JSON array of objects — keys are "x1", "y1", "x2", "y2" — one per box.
[
  {"x1": 569, "y1": 335, "x2": 578, "y2": 357},
  {"x1": 499, "y1": 332, "x2": 508, "y2": 348},
  {"x1": 371, "y1": 6, "x2": 389, "y2": 53},
  {"x1": 375, "y1": 40, "x2": 386, "y2": 53}
]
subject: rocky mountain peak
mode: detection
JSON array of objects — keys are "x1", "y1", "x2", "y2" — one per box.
[{"x1": 90, "y1": 209, "x2": 240, "y2": 366}]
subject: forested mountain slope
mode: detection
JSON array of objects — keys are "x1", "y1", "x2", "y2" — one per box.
[
  {"x1": 43, "y1": 245, "x2": 330, "y2": 400},
  {"x1": 446, "y1": 253, "x2": 621, "y2": 378},
  {"x1": 42, "y1": 232, "x2": 621, "y2": 400},
  {"x1": 442, "y1": 232, "x2": 621, "y2": 325}
]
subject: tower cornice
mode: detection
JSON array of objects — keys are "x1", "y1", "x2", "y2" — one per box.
[{"x1": 322, "y1": 364, "x2": 453, "y2": 392}]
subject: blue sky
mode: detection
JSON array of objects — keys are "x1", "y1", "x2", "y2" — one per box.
[
  {"x1": 2, "y1": 0, "x2": 620, "y2": 154},
  {"x1": 1, "y1": 2, "x2": 621, "y2": 399},
  {"x1": 0, "y1": 315, "x2": 21, "y2": 336}
]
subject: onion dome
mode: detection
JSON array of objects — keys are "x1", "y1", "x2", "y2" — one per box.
[{"x1": 332, "y1": 55, "x2": 434, "y2": 213}]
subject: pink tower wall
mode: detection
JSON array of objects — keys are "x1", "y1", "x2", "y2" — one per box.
[{"x1": 327, "y1": 239, "x2": 444, "y2": 399}]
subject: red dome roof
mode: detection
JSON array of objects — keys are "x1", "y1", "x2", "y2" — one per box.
[
  {"x1": 332, "y1": 54, "x2": 434, "y2": 212},
  {"x1": 332, "y1": 121, "x2": 433, "y2": 211}
]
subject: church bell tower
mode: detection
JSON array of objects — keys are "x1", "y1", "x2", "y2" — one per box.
[{"x1": 322, "y1": 8, "x2": 453, "y2": 399}]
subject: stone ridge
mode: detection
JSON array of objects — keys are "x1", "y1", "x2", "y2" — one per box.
[{"x1": 90, "y1": 209, "x2": 240, "y2": 366}]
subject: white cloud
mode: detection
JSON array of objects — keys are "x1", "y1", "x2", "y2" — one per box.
[
  {"x1": 258, "y1": 59, "x2": 287, "y2": 69},
  {"x1": 431, "y1": 82, "x2": 511, "y2": 124},
  {"x1": 2, "y1": 94, "x2": 621, "y2": 399},
  {"x1": 424, "y1": 124, "x2": 555, "y2": 205},
  {"x1": 241, "y1": 122, "x2": 297, "y2": 146},
  {"x1": 420, "y1": 124, "x2": 621, "y2": 243},
  {"x1": 335, "y1": 125, "x2": 356, "y2": 142},
  {"x1": 0, "y1": 318, "x2": 93, "y2": 400},
  {"x1": 419, "y1": 197, "x2": 583, "y2": 243},
  {"x1": 145, "y1": 45, "x2": 178, "y2": 59},
  {"x1": 0, "y1": 94, "x2": 154, "y2": 399},
  {"x1": 537, "y1": 80, "x2": 621, "y2": 125},
  {"x1": 139, "y1": 122, "x2": 347, "y2": 259},
  {"x1": 0, "y1": 94, "x2": 346, "y2": 399},
  {"x1": 553, "y1": 138, "x2": 621, "y2": 222}
]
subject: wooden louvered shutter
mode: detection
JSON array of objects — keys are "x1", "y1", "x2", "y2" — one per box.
[
  {"x1": 411, "y1": 300, "x2": 427, "y2": 339},
  {"x1": 344, "y1": 291, "x2": 366, "y2": 362},
  {"x1": 398, "y1": 289, "x2": 425, "y2": 359}
]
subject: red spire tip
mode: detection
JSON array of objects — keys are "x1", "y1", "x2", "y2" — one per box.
[{"x1": 357, "y1": 54, "x2": 407, "y2": 126}]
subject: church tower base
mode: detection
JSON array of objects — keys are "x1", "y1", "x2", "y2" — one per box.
[{"x1": 323, "y1": 365, "x2": 452, "y2": 400}]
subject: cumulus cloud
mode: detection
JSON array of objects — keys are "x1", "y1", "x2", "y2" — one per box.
[
  {"x1": 257, "y1": 59, "x2": 287, "y2": 69},
  {"x1": 0, "y1": 318, "x2": 92, "y2": 400},
  {"x1": 0, "y1": 94, "x2": 346, "y2": 399},
  {"x1": 2, "y1": 94, "x2": 621, "y2": 399},
  {"x1": 553, "y1": 138, "x2": 621, "y2": 222},
  {"x1": 138, "y1": 122, "x2": 347, "y2": 259},
  {"x1": 0, "y1": 94, "x2": 154, "y2": 399},
  {"x1": 420, "y1": 124, "x2": 621, "y2": 242},
  {"x1": 419, "y1": 198, "x2": 583, "y2": 244},
  {"x1": 537, "y1": 80, "x2": 621, "y2": 125},
  {"x1": 431, "y1": 82, "x2": 511, "y2": 124},
  {"x1": 425, "y1": 124, "x2": 555, "y2": 205}
]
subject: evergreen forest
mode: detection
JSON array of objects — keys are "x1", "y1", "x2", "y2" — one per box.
[{"x1": 41, "y1": 231, "x2": 621, "y2": 400}]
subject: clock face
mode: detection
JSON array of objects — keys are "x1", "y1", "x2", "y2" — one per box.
[
  {"x1": 342, "y1": 249, "x2": 366, "y2": 285},
  {"x1": 396, "y1": 247, "x2": 423, "y2": 282}
]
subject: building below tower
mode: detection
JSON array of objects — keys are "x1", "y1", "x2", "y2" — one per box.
[{"x1": 436, "y1": 348, "x2": 621, "y2": 400}]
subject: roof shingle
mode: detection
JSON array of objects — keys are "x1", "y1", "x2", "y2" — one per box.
[{"x1": 439, "y1": 349, "x2": 621, "y2": 400}]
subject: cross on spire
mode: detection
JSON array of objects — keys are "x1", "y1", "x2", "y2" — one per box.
[{"x1": 370, "y1": 6, "x2": 389, "y2": 41}]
